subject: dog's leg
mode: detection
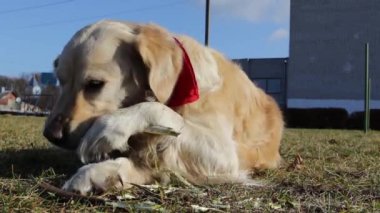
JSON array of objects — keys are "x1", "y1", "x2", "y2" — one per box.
[
  {"x1": 77, "y1": 102, "x2": 184, "y2": 164},
  {"x1": 66, "y1": 124, "x2": 246, "y2": 195},
  {"x1": 76, "y1": 102, "x2": 248, "y2": 189},
  {"x1": 62, "y1": 158, "x2": 153, "y2": 195},
  {"x1": 158, "y1": 115, "x2": 246, "y2": 184}
]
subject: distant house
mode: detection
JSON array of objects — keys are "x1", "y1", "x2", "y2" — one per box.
[
  {"x1": 0, "y1": 91, "x2": 18, "y2": 109},
  {"x1": 0, "y1": 90, "x2": 43, "y2": 112},
  {"x1": 26, "y1": 72, "x2": 58, "y2": 95}
]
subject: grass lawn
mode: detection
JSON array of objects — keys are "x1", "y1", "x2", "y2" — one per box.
[{"x1": 0, "y1": 115, "x2": 379, "y2": 212}]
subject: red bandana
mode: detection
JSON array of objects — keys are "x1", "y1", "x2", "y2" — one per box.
[{"x1": 167, "y1": 38, "x2": 199, "y2": 108}]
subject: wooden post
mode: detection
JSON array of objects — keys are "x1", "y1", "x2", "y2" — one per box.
[{"x1": 364, "y1": 43, "x2": 370, "y2": 133}]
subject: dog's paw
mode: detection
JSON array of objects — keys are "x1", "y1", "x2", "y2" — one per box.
[
  {"x1": 78, "y1": 102, "x2": 184, "y2": 164},
  {"x1": 62, "y1": 161, "x2": 124, "y2": 195},
  {"x1": 77, "y1": 114, "x2": 136, "y2": 164}
]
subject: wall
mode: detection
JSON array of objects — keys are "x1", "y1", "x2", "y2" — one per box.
[{"x1": 288, "y1": 0, "x2": 380, "y2": 113}]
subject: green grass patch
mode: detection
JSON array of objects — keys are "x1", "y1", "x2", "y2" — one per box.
[{"x1": 0, "y1": 115, "x2": 379, "y2": 212}]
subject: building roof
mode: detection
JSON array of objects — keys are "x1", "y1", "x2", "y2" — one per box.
[{"x1": 0, "y1": 91, "x2": 17, "y2": 99}]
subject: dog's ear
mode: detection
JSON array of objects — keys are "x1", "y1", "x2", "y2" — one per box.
[{"x1": 134, "y1": 24, "x2": 183, "y2": 103}]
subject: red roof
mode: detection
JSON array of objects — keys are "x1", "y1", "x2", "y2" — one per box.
[{"x1": 0, "y1": 91, "x2": 17, "y2": 105}]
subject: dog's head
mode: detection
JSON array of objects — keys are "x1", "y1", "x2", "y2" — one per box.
[{"x1": 43, "y1": 21, "x2": 184, "y2": 150}]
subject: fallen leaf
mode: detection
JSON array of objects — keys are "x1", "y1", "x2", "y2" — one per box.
[
  {"x1": 134, "y1": 201, "x2": 165, "y2": 211},
  {"x1": 254, "y1": 198, "x2": 263, "y2": 208},
  {"x1": 163, "y1": 186, "x2": 178, "y2": 194},
  {"x1": 191, "y1": 205, "x2": 210, "y2": 212},
  {"x1": 191, "y1": 204, "x2": 226, "y2": 212},
  {"x1": 268, "y1": 202, "x2": 283, "y2": 210},
  {"x1": 116, "y1": 193, "x2": 136, "y2": 200},
  {"x1": 287, "y1": 154, "x2": 304, "y2": 171},
  {"x1": 210, "y1": 203, "x2": 230, "y2": 210},
  {"x1": 328, "y1": 139, "x2": 338, "y2": 144}
]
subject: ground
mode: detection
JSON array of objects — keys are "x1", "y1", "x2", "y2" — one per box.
[{"x1": 0, "y1": 115, "x2": 379, "y2": 212}]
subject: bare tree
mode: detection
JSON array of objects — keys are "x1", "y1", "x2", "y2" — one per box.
[{"x1": 0, "y1": 75, "x2": 28, "y2": 94}]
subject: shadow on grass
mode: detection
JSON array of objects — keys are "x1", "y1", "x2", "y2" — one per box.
[{"x1": 0, "y1": 148, "x2": 82, "y2": 178}]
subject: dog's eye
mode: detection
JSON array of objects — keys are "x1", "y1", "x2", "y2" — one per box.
[{"x1": 85, "y1": 80, "x2": 105, "y2": 92}]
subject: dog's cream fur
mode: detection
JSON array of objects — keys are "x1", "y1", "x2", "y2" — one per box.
[{"x1": 44, "y1": 20, "x2": 284, "y2": 195}]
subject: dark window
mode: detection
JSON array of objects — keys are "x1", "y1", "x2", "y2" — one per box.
[
  {"x1": 254, "y1": 79, "x2": 267, "y2": 90},
  {"x1": 267, "y1": 79, "x2": 281, "y2": 93},
  {"x1": 253, "y1": 78, "x2": 282, "y2": 95}
]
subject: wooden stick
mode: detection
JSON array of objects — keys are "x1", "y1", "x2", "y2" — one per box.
[{"x1": 38, "y1": 181, "x2": 106, "y2": 204}]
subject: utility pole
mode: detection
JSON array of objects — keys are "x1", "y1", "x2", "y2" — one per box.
[{"x1": 205, "y1": 0, "x2": 210, "y2": 46}]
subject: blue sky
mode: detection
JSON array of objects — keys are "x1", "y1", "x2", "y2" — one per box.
[{"x1": 0, "y1": 0, "x2": 290, "y2": 77}]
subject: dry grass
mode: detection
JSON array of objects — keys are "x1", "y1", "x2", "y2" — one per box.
[{"x1": 0, "y1": 115, "x2": 379, "y2": 212}]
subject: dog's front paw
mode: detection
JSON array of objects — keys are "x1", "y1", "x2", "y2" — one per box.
[
  {"x1": 77, "y1": 102, "x2": 185, "y2": 164},
  {"x1": 62, "y1": 161, "x2": 124, "y2": 195},
  {"x1": 77, "y1": 115, "x2": 137, "y2": 164}
]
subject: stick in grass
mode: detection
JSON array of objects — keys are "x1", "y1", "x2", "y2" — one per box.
[{"x1": 38, "y1": 181, "x2": 106, "y2": 204}]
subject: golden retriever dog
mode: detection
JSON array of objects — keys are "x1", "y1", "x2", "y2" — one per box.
[{"x1": 43, "y1": 20, "x2": 283, "y2": 195}]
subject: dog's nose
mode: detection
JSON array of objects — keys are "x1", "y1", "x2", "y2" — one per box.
[{"x1": 43, "y1": 114, "x2": 64, "y2": 143}]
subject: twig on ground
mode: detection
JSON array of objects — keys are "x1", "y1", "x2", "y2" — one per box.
[{"x1": 38, "y1": 181, "x2": 106, "y2": 204}]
